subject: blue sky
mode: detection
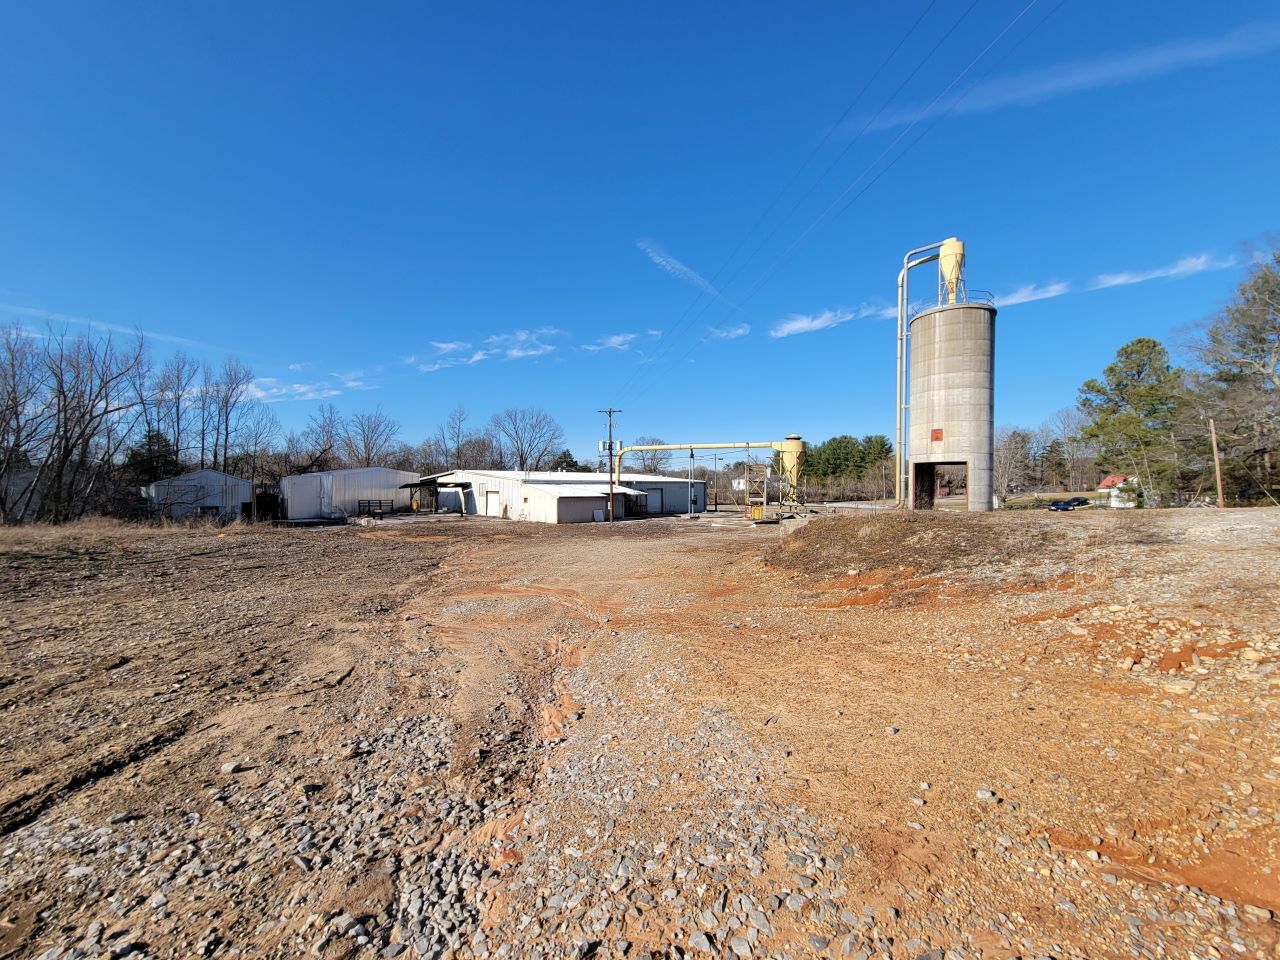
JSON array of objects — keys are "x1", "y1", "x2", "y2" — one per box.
[{"x1": 2, "y1": 1, "x2": 1276, "y2": 461}]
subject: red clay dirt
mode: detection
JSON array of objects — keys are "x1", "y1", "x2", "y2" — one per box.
[{"x1": 1, "y1": 508, "x2": 1277, "y2": 960}]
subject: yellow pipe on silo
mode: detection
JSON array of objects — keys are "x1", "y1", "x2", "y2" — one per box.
[{"x1": 939, "y1": 237, "x2": 965, "y2": 304}]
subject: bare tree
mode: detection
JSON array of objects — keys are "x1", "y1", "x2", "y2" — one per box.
[
  {"x1": 299, "y1": 402, "x2": 345, "y2": 472},
  {"x1": 458, "y1": 429, "x2": 506, "y2": 469},
  {"x1": 195, "y1": 362, "x2": 217, "y2": 469},
  {"x1": 631, "y1": 436, "x2": 671, "y2": 474},
  {"x1": 215, "y1": 358, "x2": 254, "y2": 472},
  {"x1": 230, "y1": 401, "x2": 280, "y2": 485},
  {"x1": 488, "y1": 407, "x2": 564, "y2": 471},
  {"x1": 0, "y1": 326, "x2": 148, "y2": 523},
  {"x1": 436, "y1": 405, "x2": 469, "y2": 470},
  {"x1": 992, "y1": 425, "x2": 1034, "y2": 501},
  {"x1": 341, "y1": 406, "x2": 400, "y2": 468},
  {"x1": 0, "y1": 324, "x2": 51, "y2": 522},
  {"x1": 155, "y1": 350, "x2": 199, "y2": 465},
  {"x1": 1047, "y1": 407, "x2": 1096, "y2": 491}
]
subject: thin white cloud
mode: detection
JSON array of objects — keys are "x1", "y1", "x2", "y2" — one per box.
[
  {"x1": 636, "y1": 239, "x2": 746, "y2": 317},
  {"x1": 0, "y1": 302, "x2": 215, "y2": 349},
  {"x1": 417, "y1": 328, "x2": 561, "y2": 372},
  {"x1": 583, "y1": 333, "x2": 638, "y2": 352},
  {"x1": 637, "y1": 240, "x2": 718, "y2": 295},
  {"x1": 866, "y1": 19, "x2": 1280, "y2": 131},
  {"x1": 646, "y1": 329, "x2": 663, "y2": 338},
  {"x1": 769, "y1": 304, "x2": 894, "y2": 339},
  {"x1": 483, "y1": 327, "x2": 561, "y2": 359},
  {"x1": 1090, "y1": 253, "x2": 1236, "y2": 290},
  {"x1": 248, "y1": 378, "x2": 342, "y2": 403},
  {"x1": 709, "y1": 323, "x2": 751, "y2": 340},
  {"x1": 996, "y1": 282, "x2": 1071, "y2": 307},
  {"x1": 770, "y1": 308, "x2": 855, "y2": 339},
  {"x1": 430, "y1": 340, "x2": 470, "y2": 354},
  {"x1": 330, "y1": 369, "x2": 377, "y2": 390},
  {"x1": 287, "y1": 361, "x2": 312, "y2": 372},
  {"x1": 417, "y1": 350, "x2": 493, "y2": 374}
]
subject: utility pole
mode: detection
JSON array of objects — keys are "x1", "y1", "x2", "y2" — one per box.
[
  {"x1": 687, "y1": 449, "x2": 694, "y2": 518},
  {"x1": 1209, "y1": 417, "x2": 1225, "y2": 509},
  {"x1": 599, "y1": 408, "x2": 621, "y2": 522},
  {"x1": 711, "y1": 454, "x2": 720, "y2": 512}
]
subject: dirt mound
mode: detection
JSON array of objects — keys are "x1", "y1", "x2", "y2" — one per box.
[{"x1": 768, "y1": 512, "x2": 1080, "y2": 578}]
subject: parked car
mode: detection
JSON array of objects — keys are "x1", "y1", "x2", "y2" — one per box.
[
  {"x1": 1066, "y1": 496, "x2": 1091, "y2": 508},
  {"x1": 1048, "y1": 500, "x2": 1074, "y2": 511}
]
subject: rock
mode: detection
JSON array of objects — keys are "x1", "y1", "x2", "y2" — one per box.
[
  {"x1": 886, "y1": 726, "x2": 900, "y2": 735},
  {"x1": 1119, "y1": 657, "x2": 1135, "y2": 671},
  {"x1": 809, "y1": 935, "x2": 830, "y2": 951},
  {"x1": 729, "y1": 936, "x2": 752, "y2": 958},
  {"x1": 976, "y1": 790, "x2": 997, "y2": 802},
  {"x1": 331, "y1": 914, "x2": 359, "y2": 935},
  {"x1": 220, "y1": 760, "x2": 244, "y2": 774},
  {"x1": 689, "y1": 932, "x2": 714, "y2": 954},
  {"x1": 1239, "y1": 782, "x2": 1254, "y2": 796}
]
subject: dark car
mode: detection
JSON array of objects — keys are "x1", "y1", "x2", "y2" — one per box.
[
  {"x1": 1048, "y1": 500, "x2": 1074, "y2": 511},
  {"x1": 1066, "y1": 496, "x2": 1091, "y2": 508}
]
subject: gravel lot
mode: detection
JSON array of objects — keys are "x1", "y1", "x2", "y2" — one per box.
[{"x1": 1, "y1": 509, "x2": 1277, "y2": 960}]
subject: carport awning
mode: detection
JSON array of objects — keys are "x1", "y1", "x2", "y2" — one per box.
[
  {"x1": 525, "y1": 482, "x2": 644, "y2": 498},
  {"x1": 399, "y1": 479, "x2": 471, "y2": 489}
]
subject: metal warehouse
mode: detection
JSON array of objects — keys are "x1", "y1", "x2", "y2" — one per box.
[
  {"x1": 146, "y1": 469, "x2": 254, "y2": 520},
  {"x1": 431, "y1": 470, "x2": 707, "y2": 523},
  {"x1": 279, "y1": 467, "x2": 420, "y2": 520}
]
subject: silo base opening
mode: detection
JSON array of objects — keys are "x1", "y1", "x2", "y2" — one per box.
[{"x1": 911, "y1": 462, "x2": 969, "y2": 510}]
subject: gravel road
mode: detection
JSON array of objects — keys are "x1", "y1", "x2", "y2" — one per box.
[{"x1": 1, "y1": 509, "x2": 1276, "y2": 960}]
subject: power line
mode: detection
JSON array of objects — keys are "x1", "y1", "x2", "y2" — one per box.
[
  {"x1": 618, "y1": 1, "x2": 992, "y2": 405},
  {"x1": 732, "y1": 0, "x2": 1050, "y2": 305},
  {"x1": 611, "y1": 0, "x2": 949, "y2": 401},
  {"x1": 624, "y1": 0, "x2": 1060, "y2": 405}
]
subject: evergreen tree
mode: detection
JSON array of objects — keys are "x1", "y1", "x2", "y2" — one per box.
[{"x1": 1078, "y1": 338, "x2": 1187, "y2": 505}]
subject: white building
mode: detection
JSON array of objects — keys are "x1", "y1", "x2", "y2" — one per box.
[
  {"x1": 1097, "y1": 474, "x2": 1141, "y2": 509},
  {"x1": 280, "y1": 467, "x2": 420, "y2": 520},
  {"x1": 146, "y1": 469, "x2": 253, "y2": 520},
  {"x1": 431, "y1": 470, "x2": 707, "y2": 523}
]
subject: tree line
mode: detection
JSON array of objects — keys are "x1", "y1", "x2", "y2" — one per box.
[
  {"x1": 995, "y1": 251, "x2": 1279, "y2": 506},
  {"x1": 0, "y1": 321, "x2": 579, "y2": 523}
]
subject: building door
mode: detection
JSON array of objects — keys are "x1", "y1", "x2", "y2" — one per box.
[
  {"x1": 646, "y1": 489, "x2": 663, "y2": 513},
  {"x1": 485, "y1": 490, "x2": 502, "y2": 517},
  {"x1": 319, "y1": 473, "x2": 334, "y2": 515}
]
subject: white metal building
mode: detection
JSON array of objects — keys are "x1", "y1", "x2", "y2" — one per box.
[
  {"x1": 146, "y1": 469, "x2": 253, "y2": 520},
  {"x1": 280, "y1": 467, "x2": 420, "y2": 520},
  {"x1": 431, "y1": 470, "x2": 707, "y2": 523}
]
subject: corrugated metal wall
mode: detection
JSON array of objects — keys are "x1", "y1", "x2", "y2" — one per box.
[
  {"x1": 148, "y1": 470, "x2": 252, "y2": 519},
  {"x1": 281, "y1": 468, "x2": 419, "y2": 519}
]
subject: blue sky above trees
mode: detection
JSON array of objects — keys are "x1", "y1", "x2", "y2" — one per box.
[{"x1": 1, "y1": 1, "x2": 1276, "y2": 461}]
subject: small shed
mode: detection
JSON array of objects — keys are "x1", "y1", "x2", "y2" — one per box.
[
  {"x1": 280, "y1": 467, "x2": 420, "y2": 520},
  {"x1": 147, "y1": 469, "x2": 253, "y2": 520}
]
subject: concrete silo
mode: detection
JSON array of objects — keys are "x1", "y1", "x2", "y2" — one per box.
[{"x1": 900, "y1": 238, "x2": 997, "y2": 512}]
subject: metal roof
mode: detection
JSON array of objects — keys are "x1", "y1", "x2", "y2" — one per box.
[
  {"x1": 434, "y1": 469, "x2": 705, "y2": 485},
  {"x1": 524, "y1": 481, "x2": 645, "y2": 498}
]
